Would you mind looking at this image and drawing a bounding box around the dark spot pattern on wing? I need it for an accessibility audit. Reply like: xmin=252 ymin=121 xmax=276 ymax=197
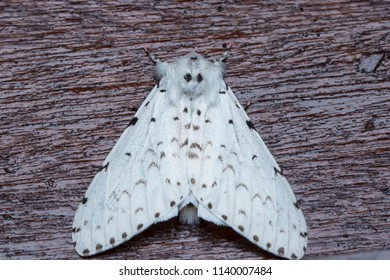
xmin=246 ymin=120 xmax=256 ymax=130
xmin=97 ymin=162 xmax=109 ymax=173
xmin=128 ymin=117 xmax=138 ymax=127
xmin=274 ymin=167 xmax=284 ymax=176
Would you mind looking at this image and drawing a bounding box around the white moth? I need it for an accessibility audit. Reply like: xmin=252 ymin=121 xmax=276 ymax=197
xmin=72 ymin=45 xmax=308 ymax=259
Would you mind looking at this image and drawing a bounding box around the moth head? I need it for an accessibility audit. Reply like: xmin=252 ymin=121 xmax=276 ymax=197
xmin=149 ymin=48 xmax=229 ymax=105
xmin=155 ymin=52 xmax=224 ymax=101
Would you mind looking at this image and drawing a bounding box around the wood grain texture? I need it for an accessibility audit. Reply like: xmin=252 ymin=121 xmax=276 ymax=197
xmin=0 ymin=0 xmax=389 ymax=260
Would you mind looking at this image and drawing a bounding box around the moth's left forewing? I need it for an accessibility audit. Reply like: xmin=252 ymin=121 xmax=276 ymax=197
xmin=192 ymin=84 xmax=307 ymax=259
xmin=72 ymin=86 xmax=189 ymax=257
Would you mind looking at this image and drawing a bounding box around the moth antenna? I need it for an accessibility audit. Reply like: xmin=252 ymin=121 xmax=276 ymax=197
xmin=143 ymin=46 xmax=160 ymax=64
xmin=219 ymin=42 xmax=233 ymax=62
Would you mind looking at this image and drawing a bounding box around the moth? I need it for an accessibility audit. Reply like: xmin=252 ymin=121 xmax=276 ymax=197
xmin=72 ymin=44 xmax=308 ymax=259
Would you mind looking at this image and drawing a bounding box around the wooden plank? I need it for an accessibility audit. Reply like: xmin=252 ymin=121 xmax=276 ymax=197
xmin=0 ymin=0 xmax=389 ymax=259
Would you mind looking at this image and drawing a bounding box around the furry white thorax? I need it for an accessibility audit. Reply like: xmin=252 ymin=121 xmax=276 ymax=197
xmin=155 ymin=52 xmax=225 ymax=108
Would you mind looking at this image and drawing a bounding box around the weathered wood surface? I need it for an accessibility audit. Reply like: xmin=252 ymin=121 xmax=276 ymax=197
xmin=0 ymin=0 xmax=389 ymax=260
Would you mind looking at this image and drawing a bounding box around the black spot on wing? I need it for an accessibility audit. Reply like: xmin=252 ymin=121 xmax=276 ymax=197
xmin=82 ymin=197 xmax=88 ymax=204
xmin=238 ymin=209 xmax=246 ymax=217
xmin=173 ymin=116 xmax=179 ymax=121
xmin=181 ymin=138 xmax=188 ymax=147
xmin=160 ymin=89 xmax=166 ymax=93
xmin=197 ymin=109 xmax=201 ymax=116
xmin=183 ymin=107 xmax=188 ymax=113
xmin=228 ymin=119 xmax=233 ymax=124
xmin=128 ymin=117 xmax=138 ymax=127
xmin=110 ymin=237 xmax=115 ymax=244
xmin=190 ymin=143 xmax=202 ymax=150
xmin=236 ymin=183 xmax=248 ymax=191
xmin=246 ymin=120 xmax=256 ymax=130
xmin=96 ymin=244 xmax=103 ymax=250
xmin=197 ymin=73 xmax=203 ymax=83
xmin=135 ymin=179 xmax=146 ymax=186
xmin=148 ymin=162 xmax=159 ymax=169
xmin=274 ymin=167 xmax=284 ymax=176
xmin=219 ymin=91 xmax=226 ymax=94
xmin=188 ymin=152 xmax=198 ymax=159
xmin=223 ymin=164 xmax=235 ymax=173
xmin=97 ymin=162 xmax=109 ymax=172
xmin=151 ymin=117 xmax=156 ymax=122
